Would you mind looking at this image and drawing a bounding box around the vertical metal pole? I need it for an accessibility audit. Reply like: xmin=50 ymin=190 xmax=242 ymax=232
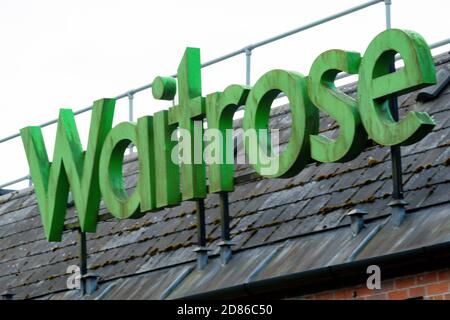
xmin=78 ymin=228 xmax=88 ymax=294
xmin=215 ymin=46 xmax=252 ymax=265
xmin=128 ymin=92 xmax=134 ymax=154
xmin=78 ymin=229 xmax=87 ymax=275
xmin=194 ymin=199 xmax=209 ymax=269
xmin=245 ymin=47 xmax=252 ymax=86
xmin=196 ymin=199 xmax=206 ymax=247
xmin=220 ymin=192 xmax=231 ymax=242
xmin=218 ymin=191 xmax=233 ymax=265
xmin=385 ymin=0 xmax=406 ymax=226
xmin=385 ymin=0 xmax=392 ymax=29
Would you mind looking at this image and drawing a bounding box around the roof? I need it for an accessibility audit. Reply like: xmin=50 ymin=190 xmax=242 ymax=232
xmin=0 ymin=53 xmax=450 ymax=300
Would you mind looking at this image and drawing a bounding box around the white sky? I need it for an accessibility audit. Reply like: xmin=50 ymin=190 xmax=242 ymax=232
xmin=0 ymin=0 xmax=449 ymax=189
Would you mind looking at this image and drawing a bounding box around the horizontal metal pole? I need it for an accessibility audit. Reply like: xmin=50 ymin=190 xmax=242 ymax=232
xmin=0 ymin=92 xmax=145 ymax=144
xmin=0 ymin=175 xmax=30 ymax=189
xmin=1 ymin=34 xmax=449 ymax=188
xmin=0 ymin=1 xmax=447 ymax=148
xmin=119 ymin=1 xmax=385 ymax=95
xmin=1 ymin=35 xmax=449 ymax=147
xmin=429 ymin=37 xmax=450 ymax=50
xmin=0 ymin=132 xmax=20 ymax=144
xmin=251 ymin=0 xmax=384 ymax=50
xmin=2 ymin=1 xmax=449 ymax=192
xmin=0 ymin=27 xmax=448 ymax=192
xmin=335 ymin=38 xmax=450 ymax=80
xmin=0 ymin=105 xmax=95 ymax=144
xmin=0 ymin=0 xmax=384 ymax=145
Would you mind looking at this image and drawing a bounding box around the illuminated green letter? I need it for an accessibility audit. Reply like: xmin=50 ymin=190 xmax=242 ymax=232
xmin=20 ymin=98 xmax=115 ymax=241
xmin=358 ymin=29 xmax=436 ymax=146
xmin=308 ymin=50 xmax=367 ymax=163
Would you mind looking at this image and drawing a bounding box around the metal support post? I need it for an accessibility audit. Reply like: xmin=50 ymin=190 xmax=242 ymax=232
xmin=245 ymin=48 xmax=252 ymax=86
xmin=78 ymin=228 xmax=88 ymax=294
xmin=385 ymin=0 xmax=407 ymax=226
xmin=218 ymin=192 xmax=233 ymax=265
xmin=193 ymin=199 xmax=209 ymax=269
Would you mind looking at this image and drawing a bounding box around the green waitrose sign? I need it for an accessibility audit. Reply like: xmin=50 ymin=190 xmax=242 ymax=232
xmin=21 ymin=29 xmax=437 ymax=242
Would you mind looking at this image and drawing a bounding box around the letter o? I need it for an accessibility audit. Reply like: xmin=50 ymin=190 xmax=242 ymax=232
xmin=99 ymin=122 xmax=141 ymax=219
xmin=243 ymin=69 xmax=318 ymax=178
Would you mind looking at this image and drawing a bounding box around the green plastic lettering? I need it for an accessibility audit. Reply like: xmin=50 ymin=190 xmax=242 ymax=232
xmin=99 ymin=122 xmax=142 ymax=219
xmin=206 ymin=84 xmax=250 ymax=193
xmin=20 ymin=98 xmax=115 ymax=241
xmin=243 ymin=70 xmax=319 ymax=178
xmin=136 ymin=116 xmax=156 ymax=212
xmin=358 ymin=29 xmax=436 ymax=146
xmin=168 ymin=47 xmax=206 ymax=200
xmin=153 ymin=110 xmax=181 ymax=207
xmin=308 ymin=50 xmax=367 ymax=163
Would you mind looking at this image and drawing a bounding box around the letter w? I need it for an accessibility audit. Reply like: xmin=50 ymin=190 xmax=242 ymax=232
xmin=20 ymin=99 xmax=115 ymax=241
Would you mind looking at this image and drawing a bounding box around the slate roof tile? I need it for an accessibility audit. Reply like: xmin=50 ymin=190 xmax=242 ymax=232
xmin=301 ymin=194 xmax=332 ymax=216
xmin=252 ymin=206 xmax=286 ymax=229
xmin=293 ymin=214 xmax=324 ymax=235
xmin=326 ymin=188 xmax=358 ymax=209
xmin=241 ymin=225 xmax=278 ymax=249
xmin=421 ymin=182 xmax=450 ymax=207
xmin=277 ymin=200 xmax=311 ymax=221
xmin=351 ymin=180 xmax=385 ymax=204
xmin=266 ymin=219 xmax=301 ymax=243
xmin=313 ymin=208 xmax=347 ymax=231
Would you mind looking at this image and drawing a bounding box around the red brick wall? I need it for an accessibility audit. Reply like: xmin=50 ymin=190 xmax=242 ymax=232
xmin=299 ymin=269 xmax=450 ymax=300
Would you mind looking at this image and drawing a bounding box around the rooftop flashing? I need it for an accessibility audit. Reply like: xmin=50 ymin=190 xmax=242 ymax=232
xmin=0 ymin=189 xmax=14 ymax=196
xmin=416 ymin=66 xmax=450 ymax=102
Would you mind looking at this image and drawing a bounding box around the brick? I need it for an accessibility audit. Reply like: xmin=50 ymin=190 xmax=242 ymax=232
xmin=314 ymin=292 xmax=335 ymax=300
xmin=380 ymin=280 xmax=394 ymax=291
xmin=366 ymin=293 xmax=387 ymax=300
xmin=438 ymin=270 xmax=450 ymax=282
xmin=417 ymin=272 xmax=437 ymax=285
xmin=388 ymin=290 xmax=409 ymax=300
xmin=409 ymin=286 xmax=425 ymax=298
xmin=427 ymin=283 xmax=449 ymax=296
xmin=335 ymin=289 xmax=354 ymax=300
xmin=355 ymin=286 xmax=375 ymax=298
xmin=395 ymin=276 xmax=416 ymax=289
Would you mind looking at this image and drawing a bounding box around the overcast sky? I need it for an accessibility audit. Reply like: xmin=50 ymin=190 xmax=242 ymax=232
xmin=0 ymin=0 xmax=449 ymax=188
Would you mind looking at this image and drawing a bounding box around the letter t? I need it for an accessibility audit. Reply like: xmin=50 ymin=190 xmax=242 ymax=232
xmin=169 ymin=48 xmax=206 ymax=201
